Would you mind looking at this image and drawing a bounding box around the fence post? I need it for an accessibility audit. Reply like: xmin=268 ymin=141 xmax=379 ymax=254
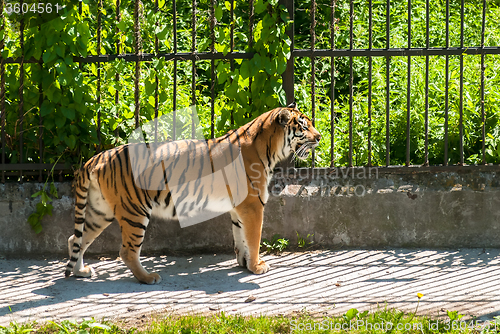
xmin=279 ymin=0 xmax=294 ymax=105
xmin=278 ymin=0 xmax=294 ymax=172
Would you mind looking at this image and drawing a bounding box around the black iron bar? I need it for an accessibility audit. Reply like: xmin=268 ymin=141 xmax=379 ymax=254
xmin=97 ymin=0 xmax=102 ymax=151
xmin=290 ymin=47 xmax=500 ymax=57
xmin=248 ymin=0 xmax=254 ymax=112
xmin=311 ymin=0 xmax=316 ymax=168
xmin=367 ymin=0 xmax=372 ymax=167
xmin=481 ymin=0 xmax=486 ymax=164
xmin=4 ymin=46 xmax=499 ymax=65
xmin=0 ymin=163 xmax=70 ymax=171
xmin=0 ymin=0 xmax=4 ymax=183
xmin=191 ymin=0 xmax=196 ymax=139
xmin=154 ymin=0 xmax=159 ymax=142
xmin=279 ymin=0 xmax=294 ymax=107
xmin=134 ymin=0 xmax=141 ymax=130
xmin=348 ymin=0 xmax=353 ymax=167
xmin=385 ymin=0 xmax=390 ymax=166
xmin=134 ymin=0 xmax=142 ymax=130
xmin=444 ymin=0 xmax=449 ymax=165
xmin=19 ymin=1 xmax=24 ymax=181
xmin=173 ymin=0 xmax=177 ymax=140
xmin=230 ymin=0 xmax=234 ymax=126
xmin=330 ymin=0 xmax=336 ymax=168
xmin=38 ymin=58 xmax=43 ymax=182
xmin=115 ymin=0 xmax=121 ymax=141
xmin=459 ymin=0 xmax=464 ymax=165
xmin=424 ymin=0 xmax=429 ymax=166
xmin=210 ymin=0 xmax=215 ymax=139
xmin=406 ymin=0 xmax=411 ymax=167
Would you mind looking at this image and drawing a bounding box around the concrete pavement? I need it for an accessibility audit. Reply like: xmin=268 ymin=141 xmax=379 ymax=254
xmin=1 ymin=249 xmax=500 ymax=326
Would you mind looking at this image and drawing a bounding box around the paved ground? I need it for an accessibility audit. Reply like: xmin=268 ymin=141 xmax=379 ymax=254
xmin=1 ymin=249 xmax=500 ymax=326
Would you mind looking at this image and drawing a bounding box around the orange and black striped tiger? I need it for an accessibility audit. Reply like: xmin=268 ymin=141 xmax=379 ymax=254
xmin=65 ymin=102 xmax=321 ymax=284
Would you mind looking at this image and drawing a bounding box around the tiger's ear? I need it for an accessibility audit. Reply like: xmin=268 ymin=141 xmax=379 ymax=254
xmin=287 ymin=101 xmax=297 ymax=110
xmin=277 ymin=108 xmax=291 ymax=126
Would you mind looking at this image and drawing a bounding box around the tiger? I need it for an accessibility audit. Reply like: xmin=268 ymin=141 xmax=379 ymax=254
xmin=65 ymin=102 xmax=321 ymax=284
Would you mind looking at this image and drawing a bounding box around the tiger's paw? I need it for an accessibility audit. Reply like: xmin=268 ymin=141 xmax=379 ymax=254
xmin=137 ymin=272 xmax=162 ymax=285
xmin=74 ymin=265 xmax=94 ymax=278
xmin=249 ymin=260 xmax=270 ymax=274
xmin=234 ymin=247 xmax=247 ymax=268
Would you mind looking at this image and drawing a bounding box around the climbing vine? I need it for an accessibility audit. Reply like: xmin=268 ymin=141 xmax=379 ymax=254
xmin=0 ymin=0 xmax=290 ymax=232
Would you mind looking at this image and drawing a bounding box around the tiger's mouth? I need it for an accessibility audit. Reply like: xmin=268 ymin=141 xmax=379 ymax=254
xmin=294 ymin=141 xmax=318 ymax=160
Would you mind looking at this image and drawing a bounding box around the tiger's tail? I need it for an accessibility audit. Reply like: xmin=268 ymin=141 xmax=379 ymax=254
xmin=65 ymin=168 xmax=90 ymax=277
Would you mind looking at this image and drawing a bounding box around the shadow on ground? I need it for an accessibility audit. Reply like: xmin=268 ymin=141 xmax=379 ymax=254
xmin=1 ymin=249 xmax=500 ymax=325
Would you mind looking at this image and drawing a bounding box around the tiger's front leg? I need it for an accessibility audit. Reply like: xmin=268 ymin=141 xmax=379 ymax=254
xmin=233 ymin=202 xmax=270 ymax=274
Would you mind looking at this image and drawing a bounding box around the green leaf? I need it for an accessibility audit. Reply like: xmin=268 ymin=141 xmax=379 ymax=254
xmin=50 ymin=183 xmax=58 ymax=198
xmin=252 ymin=53 xmax=262 ymax=69
xmin=61 ymin=107 xmax=76 ymax=120
xmin=65 ymin=135 xmax=77 ymax=149
xmin=215 ymin=5 xmax=223 ymax=21
xmin=88 ymin=323 xmax=111 ymax=330
xmin=144 ymin=78 xmax=156 ymax=96
xmin=148 ymin=96 xmax=155 ymax=107
xmin=116 ymin=20 xmax=127 ymax=31
xmin=263 ymin=56 xmax=274 ymax=75
xmin=240 ymin=61 xmax=250 ymax=79
xmin=74 ymin=88 xmax=83 ymax=104
xmin=41 ymin=192 xmax=52 ymax=205
xmin=254 ymin=0 xmax=267 ymax=14
xmin=345 ymin=308 xmax=359 ymax=321
xmin=155 ymin=25 xmax=168 ymax=40
xmin=55 ymin=115 xmax=66 ymax=128
xmin=28 ymin=213 xmax=43 ymax=234
xmin=42 ymin=51 xmax=57 ymax=64
xmin=31 ymin=190 xmax=43 ymax=198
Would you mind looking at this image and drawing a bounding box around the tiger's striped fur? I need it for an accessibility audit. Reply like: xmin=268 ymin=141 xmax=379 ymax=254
xmin=65 ymin=103 xmax=321 ymax=284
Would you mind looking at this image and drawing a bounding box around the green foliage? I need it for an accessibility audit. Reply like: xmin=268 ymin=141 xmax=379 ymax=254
xmin=447 ymin=310 xmax=464 ymax=322
xmin=296 ymin=231 xmax=314 ymax=248
xmin=1 ymin=0 xmax=499 ymax=175
xmin=1 ymin=0 xmax=290 ymax=174
xmin=293 ymin=0 xmax=500 ymax=167
xmin=47 ymin=319 xmax=111 ymax=334
xmin=3 ymin=309 xmax=496 ymax=333
xmin=261 ymin=234 xmax=289 ymax=253
xmin=343 ymin=308 xmax=369 ymax=322
xmin=27 ymin=152 xmax=65 ymax=233
xmin=27 ymin=182 xmax=58 ymax=234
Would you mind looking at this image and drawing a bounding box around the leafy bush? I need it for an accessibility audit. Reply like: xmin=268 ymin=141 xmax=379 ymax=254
xmin=293 ymin=0 xmax=500 ymax=166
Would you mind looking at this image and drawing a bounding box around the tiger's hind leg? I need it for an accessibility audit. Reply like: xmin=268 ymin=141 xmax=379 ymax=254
xmin=67 ymin=186 xmax=115 ymax=278
xmin=116 ymin=209 xmax=161 ymax=284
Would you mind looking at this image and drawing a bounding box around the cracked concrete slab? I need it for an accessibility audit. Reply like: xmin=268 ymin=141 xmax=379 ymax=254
xmin=1 ymin=249 xmax=500 ymax=326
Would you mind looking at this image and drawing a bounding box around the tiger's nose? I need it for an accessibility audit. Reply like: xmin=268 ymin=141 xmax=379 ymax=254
xmin=315 ymin=133 xmax=321 ymax=142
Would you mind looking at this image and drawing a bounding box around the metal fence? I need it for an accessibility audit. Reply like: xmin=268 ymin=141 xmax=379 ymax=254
xmin=1 ymin=0 xmax=500 ymax=182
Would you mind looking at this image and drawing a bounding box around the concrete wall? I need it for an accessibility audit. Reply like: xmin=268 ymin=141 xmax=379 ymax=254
xmin=1 ymin=168 xmax=499 ymax=257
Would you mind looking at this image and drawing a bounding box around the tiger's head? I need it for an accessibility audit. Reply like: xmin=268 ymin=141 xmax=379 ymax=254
xmin=276 ymin=102 xmax=321 ymax=160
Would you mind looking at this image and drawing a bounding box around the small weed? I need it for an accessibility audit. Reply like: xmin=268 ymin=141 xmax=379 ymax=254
xmin=261 ymin=234 xmax=289 ymax=254
xmin=296 ymin=231 xmax=314 ymax=248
